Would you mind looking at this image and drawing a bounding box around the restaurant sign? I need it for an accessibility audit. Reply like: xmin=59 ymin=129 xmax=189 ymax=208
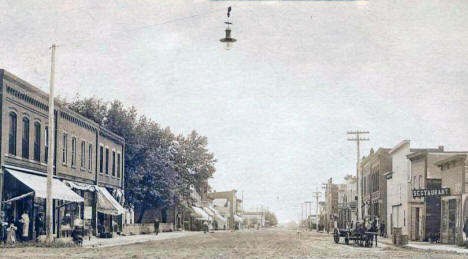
xmin=412 ymin=188 xmax=450 ymax=198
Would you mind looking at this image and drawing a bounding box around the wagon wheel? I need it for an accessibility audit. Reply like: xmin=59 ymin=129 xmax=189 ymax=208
xmin=333 ymin=230 xmax=340 ymax=244
xmin=364 ymin=236 xmax=371 ymax=247
xmin=344 ymin=232 xmax=350 ymax=245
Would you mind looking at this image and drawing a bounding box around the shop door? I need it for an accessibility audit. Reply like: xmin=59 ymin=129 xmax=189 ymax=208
xmin=448 ymin=199 xmax=457 ymax=244
xmin=415 ymin=208 xmax=420 ymax=241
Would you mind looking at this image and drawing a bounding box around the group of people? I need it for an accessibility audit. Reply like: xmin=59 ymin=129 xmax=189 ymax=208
xmin=0 ymin=211 xmax=44 ymax=245
xmin=344 ymin=218 xmax=386 ymax=237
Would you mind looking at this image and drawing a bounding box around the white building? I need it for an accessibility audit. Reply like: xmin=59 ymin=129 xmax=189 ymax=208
xmin=386 ymin=140 xmax=443 ymax=237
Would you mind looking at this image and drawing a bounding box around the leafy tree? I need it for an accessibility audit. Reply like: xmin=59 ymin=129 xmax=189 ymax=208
xmin=66 ymin=96 xmax=216 ymax=223
xmin=264 ymin=211 xmax=278 ymax=227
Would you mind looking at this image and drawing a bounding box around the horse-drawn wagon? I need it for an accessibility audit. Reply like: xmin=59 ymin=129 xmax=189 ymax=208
xmin=333 ymin=227 xmax=378 ymax=247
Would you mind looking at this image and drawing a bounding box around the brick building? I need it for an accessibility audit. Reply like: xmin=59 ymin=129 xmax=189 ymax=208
xmin=0 ymin=69 xmax=125 ymax=239
xmin=324 ymin=178 xmax=338 ymax=232
xmin=360 ymin=148 xmax=391 ymax=224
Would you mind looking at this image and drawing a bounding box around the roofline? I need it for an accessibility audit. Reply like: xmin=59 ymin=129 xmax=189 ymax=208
xmin=434 ymin=154 xmax=467 ymax=167
xmin=407 ymin=151 xmax=468 ymax=161
xmin=389 ymin=140 xmax=410 ymax=155
xmin=2 ymin=69 xmax=125 ymax=143
xmin=361 ymin=147 xmax=391 ymax=164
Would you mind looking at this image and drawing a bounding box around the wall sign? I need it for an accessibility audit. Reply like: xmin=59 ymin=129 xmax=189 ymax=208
xmin=412 ymin=188 xmax=450 ymax=198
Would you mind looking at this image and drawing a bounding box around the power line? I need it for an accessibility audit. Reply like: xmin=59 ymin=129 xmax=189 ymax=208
xmin=61 ymin=4 xmax=241 ymax=49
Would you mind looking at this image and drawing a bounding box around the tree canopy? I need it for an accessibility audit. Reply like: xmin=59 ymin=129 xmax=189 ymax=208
xmin=66 ymin=97 xmax=216 ymax=222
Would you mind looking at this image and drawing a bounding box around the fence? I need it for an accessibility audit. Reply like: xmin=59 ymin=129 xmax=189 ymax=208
xmin=122 ymin=223 xmax=174 ymax=235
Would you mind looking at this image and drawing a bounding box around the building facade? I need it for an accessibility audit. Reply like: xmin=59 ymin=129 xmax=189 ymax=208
xmin=386 ymin=140 xmax=443 ymax=237
xmin=324 ymin=178 xmax=338 ymax=232
xmin=0 ymin=69 xmax=125 ymax=239
xmin=435 ymin=154 xmax=468 ymax=245
xmin=360 ymin=148 xmax=391 ymax=225
xmin=406 ymin=151 xmax=465 ymax=241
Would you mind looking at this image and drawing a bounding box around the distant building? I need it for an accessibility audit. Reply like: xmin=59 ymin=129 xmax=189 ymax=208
xmin=324 ymin=178 xmax=338 ymax=232
xmin=337 ymin=175 xmax=357 ymax=229
xmin=208 ymin=190 xmax=242 ymax=230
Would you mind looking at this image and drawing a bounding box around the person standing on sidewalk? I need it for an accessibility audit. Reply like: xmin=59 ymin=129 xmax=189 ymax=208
xmin=19 ymin=211 xmax=29 ymax=242
xmin=154 ymin=218 xmax=160 ymax=235
xmin=380 ymin=220 xmax=386 ymax=238
xmin=463 ymin=217 xmax=468 ymax=248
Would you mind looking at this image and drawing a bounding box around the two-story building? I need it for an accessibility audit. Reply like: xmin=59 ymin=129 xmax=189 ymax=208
xmin=407 ymin=150 xmax=467 ymax=242
xmin=0 ymin=69 xmax=125 ymax=239
xmin=385 ymin=140 xmax=443 ymax=238
xmin=360 ymin=148 xmax=391 ymax=225
xmin=435 ymin=154 xmax=468 ymax=245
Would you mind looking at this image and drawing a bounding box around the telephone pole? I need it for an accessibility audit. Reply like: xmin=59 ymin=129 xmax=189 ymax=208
xmin=46 ymin=44 xmax=56 ymax=242
xmin=347 ymin=130 xmax=369 ymax=221
xmin=312 ymin=190 xmax=321 ymax=222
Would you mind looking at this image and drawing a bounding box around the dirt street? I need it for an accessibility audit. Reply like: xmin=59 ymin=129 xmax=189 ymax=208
xmin=0 ymin=229 xmax=466 ymax=259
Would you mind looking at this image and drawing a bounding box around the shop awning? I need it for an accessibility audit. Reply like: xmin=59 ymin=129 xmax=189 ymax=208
xmin=96 ymin=186 xmax=126 ymax=216
xmin=203 ymin=207 xmax=214 ymax=217
xmin=63 ymin=180 xmax=96 ymax=192
xmin=6 ymin=169 xmax=84 ymax=203
xmin=234 ymin=215 xmax=243 ymax=223
xmin=205 ymin=206 xmax=226 ymax=223
xmin=191 ymin=206 xmax=210 ymax=221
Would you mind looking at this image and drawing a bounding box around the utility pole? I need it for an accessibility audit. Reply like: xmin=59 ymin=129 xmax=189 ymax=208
xmin=347 ymin=130 xmax=369 ymax=221
xmin=46 ymin=44 xmax=56 ymax=242
xmin=312 ymin=190 xmax=321 ymax=224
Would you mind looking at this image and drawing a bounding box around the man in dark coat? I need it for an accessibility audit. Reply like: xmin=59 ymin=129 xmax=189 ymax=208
xmin=35 ymin=213 xmax=44 ymax=239
xmin=380 ymin=220 xmax=386 ymax=237
xmin=463 ymin=218 xmax=468 ymax=248
xmin=154 ymin=218 xmax=160 ymax=235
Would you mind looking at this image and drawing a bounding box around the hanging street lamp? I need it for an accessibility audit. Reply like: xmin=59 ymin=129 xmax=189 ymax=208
xmin=220 ymin=6 xmax=237 ymax=50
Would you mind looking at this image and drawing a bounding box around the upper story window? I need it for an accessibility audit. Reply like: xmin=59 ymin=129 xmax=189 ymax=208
xmin=112 ymin=151 xmax=116 ymax=177
xmin=62 ymin=133 xmax=68 ymax=164
xmin=99 ymin=145 xmax=104 ymax=173
xmin=419 ymin=175 xmax=422 ymax=189
xmin=105 ymin=148 xmax=109 ymax=175
xmin=117 ymin=153 xmax=121 ymax=178
xmin=22 ymin=117 xmax=30 ymax=159
xmin=71 ymin=137 xmax=77 ymax=167
xmin=80 ymin=141 xmax=86 ymax=168
xmin=9 ymin=112 xmax=17 ymax=156
xmin=33 ymin=122 xmax=41 ymax=161
xmin=88 ymin=144 xmax=93 ymax=171
xmin=44 ymin=126 xmax=49 ymax=163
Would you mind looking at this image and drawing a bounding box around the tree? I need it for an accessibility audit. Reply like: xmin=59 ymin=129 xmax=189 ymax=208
xmin=65 ymin=96 xmax=216 ymax=223
xmin=264 ymin=211 xmax=278 ymax=227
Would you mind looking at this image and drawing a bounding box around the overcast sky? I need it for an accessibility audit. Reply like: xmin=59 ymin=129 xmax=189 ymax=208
xmin=1 ymin=0 xmax=468 ymax=223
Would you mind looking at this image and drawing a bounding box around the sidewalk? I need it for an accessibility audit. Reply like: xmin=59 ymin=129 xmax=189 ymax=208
xmin=83 ymin=231 xmax=201 ymax=248
xmin=379 ymin=236 xmax=468 ymax=254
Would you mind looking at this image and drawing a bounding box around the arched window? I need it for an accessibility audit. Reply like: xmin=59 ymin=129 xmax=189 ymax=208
xmin=44 ymin=126 xmax=49 ymax=163
xmin=22 ymin=117 xmax=30 ymax=159
xmin=8 ymin=112 xmax=17 ymax=155
xmin=34 ymin=122 xmax=41 ymax=161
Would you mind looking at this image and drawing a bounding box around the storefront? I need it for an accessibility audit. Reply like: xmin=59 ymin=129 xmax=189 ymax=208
xmin=95 ymin=186 xmax=126 ymax=236
xmin=436 ymin=154 xmax=467 ymax=245
xmin=1 ymin=167 xmax=84 ymax=240
xmin=190 ymin=206 xmax=211 ymax=231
